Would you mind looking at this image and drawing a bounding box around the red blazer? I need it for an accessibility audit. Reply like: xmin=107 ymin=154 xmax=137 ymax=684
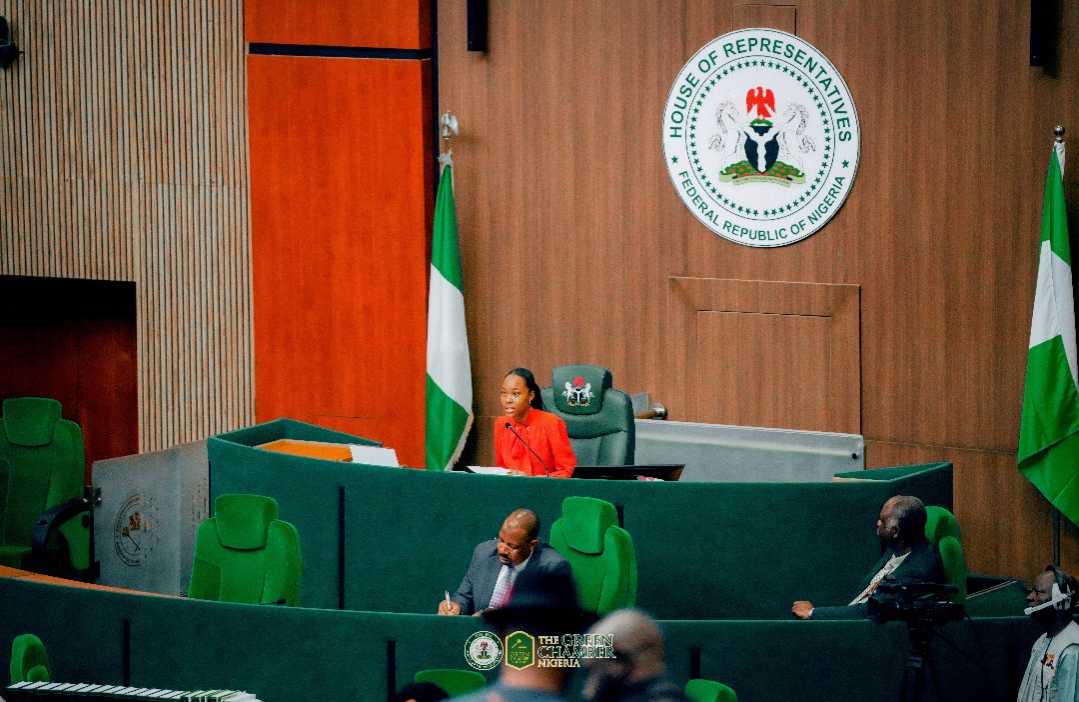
xmin=493 ymin=408 xmax=576 ymax=478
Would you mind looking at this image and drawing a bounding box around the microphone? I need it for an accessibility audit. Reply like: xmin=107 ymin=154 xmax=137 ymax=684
xmin=504 ymin=422 xmax=551 ymax=476
xmin=1025 ymin=599 xmax=1056 ymax=616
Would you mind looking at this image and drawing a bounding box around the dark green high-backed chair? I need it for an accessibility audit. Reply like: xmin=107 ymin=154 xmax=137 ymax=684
xmin=925 ymin=505 xmax=966 ymax=603
xmin=540 ymin=365 xmax=635 ymax=466
xmin=188 ymin=494 xmax=303 ymax=606
xmin=413 ymin=668 xmax=486 ymax=696
xmin=0 ymin=397 xmax=91 ymax=577
xmin=549 ymin=496 xmax=636 ymax=615
xmin=685 ymin=678 xmax=738 ymax=702
xmin=10 ymin=633 xmax=50 ymax=684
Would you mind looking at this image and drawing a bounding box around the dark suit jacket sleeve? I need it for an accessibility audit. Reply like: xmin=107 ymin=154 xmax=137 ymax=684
xmin=453 ymin=541 xmax=491 ymax=615
xmin=809 ymin=603 xmax=870 ymax=620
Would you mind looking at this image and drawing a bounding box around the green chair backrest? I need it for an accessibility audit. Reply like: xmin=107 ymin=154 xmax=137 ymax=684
xmin=925 ymin=505 xmax=966 ymax=602
xmin=540 ymin=365 xmax=635 ymax=466
xmin=413 ymin=668 xmax=486 ymax=696
xmin=188 ymin=494 xmax=303 ymax=606
xmin=10 ymin=633 xmax=50 ymax=684
xmin=549 ymin=496 xmax=637 ymax=615
xmin=685 ymin=678 xmax=738 ymax=702
xmin=0 ymin=398 xmax=85 ymax=559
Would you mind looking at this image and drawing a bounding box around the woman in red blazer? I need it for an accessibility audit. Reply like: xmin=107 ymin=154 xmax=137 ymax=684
xmin=493 ymin=367 xmax=576 ymax=478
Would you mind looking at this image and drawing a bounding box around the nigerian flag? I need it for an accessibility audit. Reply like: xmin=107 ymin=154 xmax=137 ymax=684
xmin=1019 ymin=139 xmax=1079 ymax=524
xmin=425 ymin=160 xmax=473 ymax=470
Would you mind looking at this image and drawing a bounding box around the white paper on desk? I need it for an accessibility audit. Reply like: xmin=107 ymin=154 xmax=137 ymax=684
xmin=466 ymin=465 xmax=516 ymax=476
xmin=348 ymin=444 xmax=400 ymax=467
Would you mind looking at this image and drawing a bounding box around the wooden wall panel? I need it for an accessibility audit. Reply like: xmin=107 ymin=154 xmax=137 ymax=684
xmin=667 ymin=277 xmax=860 ymax=433
xmin=245 ymin=0 xmax=431 ymax=49
xmin=248 ymin=56 xmax=432 ymax=468
xmin=733 ymin=4 xmax=796 ymax=33
xmin=439 ymin=0 xmax=1079 ymax=578
xmin=0 ymin=1 xmax=252 ymax=452
xmin=696 ymin=313 xmax=830 ymax=428
xmin=0 ymin=277 xmax=138 ymax=481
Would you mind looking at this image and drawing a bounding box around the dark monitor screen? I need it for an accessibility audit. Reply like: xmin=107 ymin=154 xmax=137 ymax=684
xmin=572 ymin=464 xmax=684 ymax=481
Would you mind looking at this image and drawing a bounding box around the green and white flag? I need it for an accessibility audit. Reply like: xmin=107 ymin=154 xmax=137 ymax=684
xmin=1019 ymin=140 xmax=1079 ymax=524
xmin=425 ymin=158 xmax=473 ymax=470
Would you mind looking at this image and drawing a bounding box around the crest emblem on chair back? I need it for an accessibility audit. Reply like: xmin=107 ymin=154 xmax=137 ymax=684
xmin=541 ymin=365 xmax=636 ymax=465
xmin=188 ymin=494 xmax=303 ymax=606
xmin=549 ymin=496 xmax=637 ymax=615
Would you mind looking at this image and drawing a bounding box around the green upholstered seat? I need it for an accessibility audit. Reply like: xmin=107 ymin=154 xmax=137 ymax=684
xmin=0 ymin=397 xmax=90 ymax=576
xmin=188 ymin=494 xmax=303 ymax=606
xmin=685 ymin=678 xmax=738 ymax=702
xmin=549 ymin=496 xmax=636 ymax=615
xmin=540 ymin=365 xmax=635 ymax=466
xmin=10 ymin=633 xmax=50 ymax=684
xmin=925 ymin=505 xmax=966 ymax=602
xmin=412 ymin=668 xmax=486 ymax=696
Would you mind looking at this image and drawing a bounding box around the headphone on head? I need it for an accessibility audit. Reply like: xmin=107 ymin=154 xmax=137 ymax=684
xmin=1024 ymin=565 xmax=1074 ymax=615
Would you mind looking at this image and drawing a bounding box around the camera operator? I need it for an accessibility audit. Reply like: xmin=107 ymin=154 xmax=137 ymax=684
xmin=792 ymin=495 xmax=945 ymax=620
xmin=1018 ymin=565 xmax=1079 ymax=702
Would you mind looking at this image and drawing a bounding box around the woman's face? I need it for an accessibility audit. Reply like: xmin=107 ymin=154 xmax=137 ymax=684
xmin=499 ymin=374 xmax=534 ymax=423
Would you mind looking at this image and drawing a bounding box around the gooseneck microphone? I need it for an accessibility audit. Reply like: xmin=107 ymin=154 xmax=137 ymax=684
xmin=504 ymin=422 xmax=552 ymax=476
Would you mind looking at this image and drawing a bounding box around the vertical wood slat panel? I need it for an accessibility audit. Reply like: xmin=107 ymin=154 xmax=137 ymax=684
xmin=0 ymin=1 xmax=253 ymax=451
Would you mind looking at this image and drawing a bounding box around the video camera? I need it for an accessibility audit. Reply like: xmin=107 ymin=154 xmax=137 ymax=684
xmin=867 ymin=577 xmax=963 ymax=623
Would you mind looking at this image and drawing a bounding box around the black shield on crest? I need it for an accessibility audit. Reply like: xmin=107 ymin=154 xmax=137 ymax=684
xmin=744 ymin=124 xmax=779 ymax=173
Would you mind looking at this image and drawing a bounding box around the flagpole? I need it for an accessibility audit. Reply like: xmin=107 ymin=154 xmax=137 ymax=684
xmin=1051 ymin=123 xmax=1065 ymax=567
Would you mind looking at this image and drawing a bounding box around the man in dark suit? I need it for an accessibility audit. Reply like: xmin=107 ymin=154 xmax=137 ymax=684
xmin=437 ymin=508 xmax=571 ymax=616
xmin=791 ymin=494 xmax=945 ymax=620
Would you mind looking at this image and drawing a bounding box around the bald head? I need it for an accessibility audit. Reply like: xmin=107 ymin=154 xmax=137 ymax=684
xmin=503 ymin=508 xmax=540 ymax=539
xmin=497 ymin=509 xmax=541 ymax=567
xmin=877 ymin=495 xmax=928 ymax=547
xmin=586 ymin=609 xmax=667 ymax=681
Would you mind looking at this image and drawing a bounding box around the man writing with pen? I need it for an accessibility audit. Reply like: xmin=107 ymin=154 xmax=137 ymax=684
xmin=437 ymin=508 xmax=571 ymax=616
xmin=492 ymin=367 xmax=577 ymax=478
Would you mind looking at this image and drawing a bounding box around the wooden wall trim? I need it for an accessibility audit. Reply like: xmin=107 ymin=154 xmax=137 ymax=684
xmin=0 ymin=1 xmax=253 ymax=451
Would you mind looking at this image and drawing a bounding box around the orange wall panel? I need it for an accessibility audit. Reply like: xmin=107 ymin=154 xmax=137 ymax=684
xmin=246 ymin=0 xmax=431 ymax=50
xmin=248 ymin=55 xmax=432 ymax=467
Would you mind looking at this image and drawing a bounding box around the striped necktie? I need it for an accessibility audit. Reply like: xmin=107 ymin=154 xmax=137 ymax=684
xmin=489 ymin=565 xmax=514 ymax=609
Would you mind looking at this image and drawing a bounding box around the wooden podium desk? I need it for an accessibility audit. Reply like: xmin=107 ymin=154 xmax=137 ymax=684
xmin=256 ymin=438 xmax=352 ymax=462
